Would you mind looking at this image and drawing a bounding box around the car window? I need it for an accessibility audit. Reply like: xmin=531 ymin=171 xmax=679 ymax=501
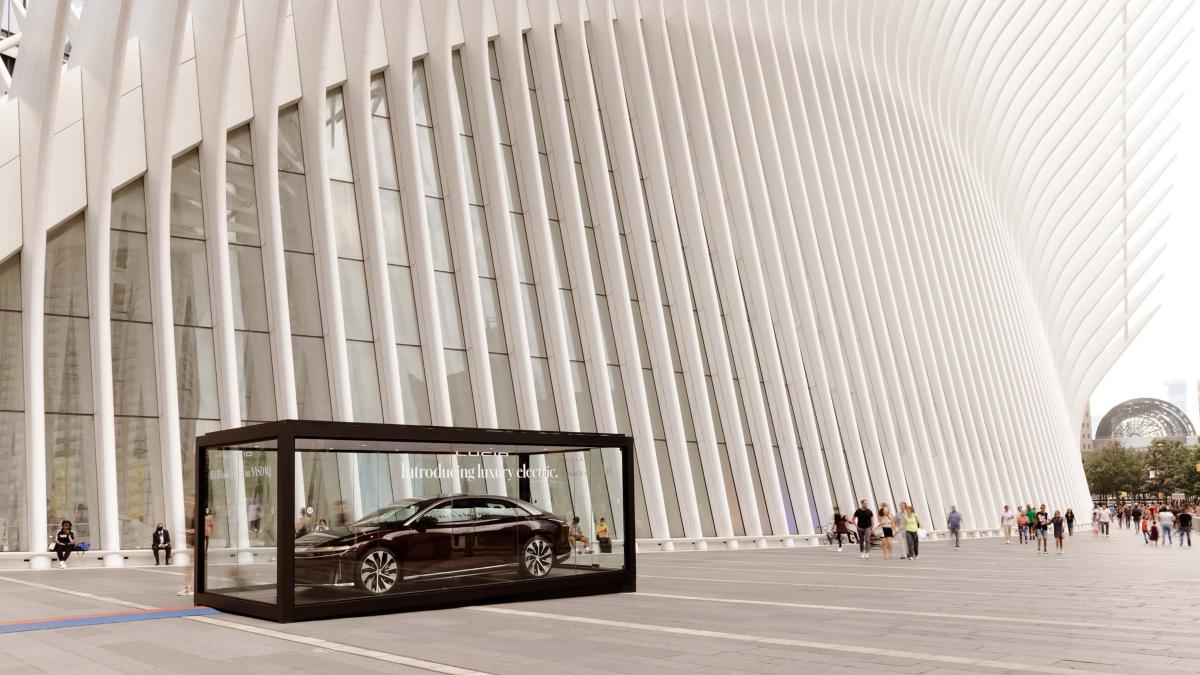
xmin=423 ymin=503 xmax=474 ymax=524
xmin=471 ymin=499 xmax=519 ymax=520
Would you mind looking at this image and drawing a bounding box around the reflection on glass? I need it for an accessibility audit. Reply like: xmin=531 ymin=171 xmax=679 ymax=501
xmin=205 ymin=446 xmax=277 ymax=603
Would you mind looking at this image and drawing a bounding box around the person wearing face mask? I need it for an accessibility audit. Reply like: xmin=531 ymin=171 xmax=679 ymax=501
xmin=151 ymin=523 xmax=172 ymax=565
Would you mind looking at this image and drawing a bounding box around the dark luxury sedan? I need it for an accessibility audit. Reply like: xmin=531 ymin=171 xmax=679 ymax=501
xmin=294 ymin=495 xmax=572 ymax=594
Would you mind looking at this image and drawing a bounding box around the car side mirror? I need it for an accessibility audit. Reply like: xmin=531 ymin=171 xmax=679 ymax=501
xmin=413 ymin=515 xmax=436 ymax=532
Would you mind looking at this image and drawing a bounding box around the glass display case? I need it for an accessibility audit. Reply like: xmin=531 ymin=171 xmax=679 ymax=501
xmin=195 ymin=421 xmax=634 ymax=622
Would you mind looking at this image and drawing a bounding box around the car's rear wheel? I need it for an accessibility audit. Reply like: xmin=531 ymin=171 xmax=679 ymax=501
xmin=521 ymin=535 xmax=554 ymax=578
xmin=356 ymin=547 xmax=400 ymax=594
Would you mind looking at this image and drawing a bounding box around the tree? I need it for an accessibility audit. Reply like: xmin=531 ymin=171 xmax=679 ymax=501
xmin=1083 ymin=442 xmax=1144 ymax=497
xmin=1142 ymin=438 xmax=1192 ymax=495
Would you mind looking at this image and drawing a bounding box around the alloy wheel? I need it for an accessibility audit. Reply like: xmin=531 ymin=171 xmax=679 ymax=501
xmin=360 ymin=549 xmax=399 ymax=594
xmin=523 ymin=537 xmax=553 ymax=578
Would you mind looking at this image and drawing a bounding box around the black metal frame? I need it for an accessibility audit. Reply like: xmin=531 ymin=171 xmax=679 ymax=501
xmin=194 ymin=420 xmax=635 ymax=622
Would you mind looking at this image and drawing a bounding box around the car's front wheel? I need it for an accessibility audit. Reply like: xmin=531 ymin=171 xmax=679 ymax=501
xmin=521 ymin=535 xmax=554 ymax=578
xmin=356 ymin=547 xmax=400 ymax=594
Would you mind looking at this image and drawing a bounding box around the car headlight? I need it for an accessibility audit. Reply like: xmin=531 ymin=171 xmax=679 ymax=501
xmin=300 ymin=545 xmax=351 ymax=554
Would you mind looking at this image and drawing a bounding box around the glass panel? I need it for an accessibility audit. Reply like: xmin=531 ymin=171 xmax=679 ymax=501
xmin=444 ymin=349 xmax=475 ymax=427
xmin=521 ymin=285 xmax=546 ymax=357
xmin=170 ymin=151 xmax=205 ymax=239
xmin=229 ymin=245 xmax=270 ymax=332
xmin=417 ymin=126 xmax=442 ymax=198
xmin=330 ymin=180 xmax=363 ymax=260
xmin=112 ymin=180 xmax=147 ymax=232
xmin=413 ymin=61 xmax=433 ymax=124
xmin=174 ymin=326 xmax=219 ymax=419
xmin=489 ymin=353 xmax=519 ymax=428
xmin=292 ymin=335 xmax=333 ymax=421
xmin=380 ymin=190 xmax=408 ymax=266
xmin=470 ymin=205 xmax=494 ymax=277
xmin=397 ymin=345 xmax=431 ymax=425
xmin=426 ymin=197 xmax=452 ymax=272
xmin=388 ymin=266 xmax=420 ymax=345
xmin=460 ymin=137 xmax=483 ymax=205
xmin=572 ymin=361 xmax=596 ymax=433
xmin=205 ymin=444 xmax=277 ymax=603
xmin=370 ymin=73 xmax=389 ymax=117
xmin=226 ymin=124 xmax=254 ymax=164
xmin=608 ymin=365 xmax=630 ymax=435
xmin=45 ymin=216 xmax=89 ymax=317
xmin=688 ymin=441 xmax=716 ymax=537
xmin=285 ymin=252 xmax=323 ymax=336
xmin=170 ymin=237 xmax=212 ymax=327
xmin=561 ymin=290 xmax=583 ymax=361
xmin=111 ymin=321 xmax=158 ymax=417
xmin=278 ymin=105 xmax=305 ymax=173
xmin=479 ymin=277 xmax=505 ymax=353
xmin=501 ymin=144 xmax=521 ymax=210
xmin=511 ymin=212 xmax=534 ymax=282
xmin=436 ymin=272 xmax=464 ymax=349
xmin=347 ymin=341 xmax=384 ymax=423
xmin=0 ymin=254 xmax=19 ymax=311
xmin=0 ymin=311 xmax=23 ymax=412
xmin=279 ymin=172 xmax=313 ymax=253
xmin=655 ymin=440 xmax=684 ymax=538
xmin=225 ymin=163 xmax=261 ymax=246
xmin=451 ymin=51 xmax=472 ymax=135
xmin=44 ymin=316 xmax=94 ymax=414
xmin=235 ymin=331 xmax=276 ymax=422
xmin=0 ymin=411 xmax=26 ymax=551
xmin=180 ymin=418 xmax=221 ymax=521
xmin=325 ymin=90 xmax=354 ymax=182
xmin=338 ymin=260 xmax=373 ymax=341
xmin=46 ymin=413 xmax=99 ymax=547
xmin=531 ymin=357 xmax=558 ymax=431
xmin=110 ymin=230 xmax=153 ymax=322
xmin=372 ymin=116 xmax=399 ymax=190
xmin=115 ymin=417 xmax=165 ymax=547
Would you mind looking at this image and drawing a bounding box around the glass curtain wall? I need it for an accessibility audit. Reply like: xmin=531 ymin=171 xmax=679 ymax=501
xmin=170 ymin=150 xmax=221 ymax=518
xmin=452 ymin=50 xmax=519 ymax=430
xmin=279 ymin=105 xmax=333 ymax=421
xmin=488 ymin=43 xmax=557 ymax=433
xmin=326 ymin=89 xmax=384 ymax=424
xmin=578 ymin=33 xmax=657 ymax=538
xmin=225 ymin=125 xmax=278 ymax=423
xmin=110 ymin=179 xmax=166 ymax=546
xmin=370 ymin=72 xmax=431 ymax=426
xmin=0 ymin=254 xmax=25 ymax=551
xmin=44 ymin=214 xmax=100 ymax=546
xmin=414 ymin=59 xmax=475 ymax=427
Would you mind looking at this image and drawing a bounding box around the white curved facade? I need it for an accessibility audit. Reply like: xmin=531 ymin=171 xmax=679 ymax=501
xmin=0 ymin=0 xmax=1179 ymax=562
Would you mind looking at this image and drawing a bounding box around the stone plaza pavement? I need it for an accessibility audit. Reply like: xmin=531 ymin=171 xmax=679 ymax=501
xmin=0 ymin=525 xmax=1195 ymax=674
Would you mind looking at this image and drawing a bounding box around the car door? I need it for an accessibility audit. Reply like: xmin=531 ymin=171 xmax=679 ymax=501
xmin=401 ymin=498 xmax=474 ymax=579
xmin=465 ymin=498 xmax=519 ymax=571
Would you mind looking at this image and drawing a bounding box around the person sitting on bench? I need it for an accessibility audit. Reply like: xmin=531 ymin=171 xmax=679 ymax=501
xmin=569 ymin=516 xmax=593 ymax=554
xmin=52 ymin=520 xmax=75 ymax=569
xmin=151 ymin=523 xmax=172 ymax=565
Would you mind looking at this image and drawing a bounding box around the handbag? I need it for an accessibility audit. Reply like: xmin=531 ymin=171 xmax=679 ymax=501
xmin=916 ymin=528 xmax=928 ymax=539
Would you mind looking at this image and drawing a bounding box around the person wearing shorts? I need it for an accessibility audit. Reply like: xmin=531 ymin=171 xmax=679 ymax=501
xmin=878 ymin=504 xmax=895 ymax=560
xmin=1035 ymin=505 xmax=1050 ymax=554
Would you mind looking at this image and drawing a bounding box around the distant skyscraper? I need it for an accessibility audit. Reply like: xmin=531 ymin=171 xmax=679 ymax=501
xmin=1080 ymin=403 xmax=1093 ymax=454
xmin=1165 ymin=380 xmax=1187 ymax=421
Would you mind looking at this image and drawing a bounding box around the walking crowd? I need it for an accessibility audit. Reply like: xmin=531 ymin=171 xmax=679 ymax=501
xmin=829 ymin=498 xmax=1195 ymax=558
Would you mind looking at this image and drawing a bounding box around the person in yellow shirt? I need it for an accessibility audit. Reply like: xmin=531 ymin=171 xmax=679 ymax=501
xmin=595 ymin=517 xmax=612 ymax=552
xmin=903 ymin=504 xmax=921 ymax=561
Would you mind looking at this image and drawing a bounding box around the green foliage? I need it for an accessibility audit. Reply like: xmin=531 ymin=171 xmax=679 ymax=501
xmin=1083 ymin=442 xmax=1144 ymax=497
xmin=1142 ymin=438 xmax=1194 ymax=495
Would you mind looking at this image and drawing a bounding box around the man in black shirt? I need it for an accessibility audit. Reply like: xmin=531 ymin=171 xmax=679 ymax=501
xmin=1177 ymin=508 xmax=1192 ymax=547
xmin=1035 ymin=505 xmax=1050 ymax=554
xmin=852 ymin=499 xmax=875 ymax=559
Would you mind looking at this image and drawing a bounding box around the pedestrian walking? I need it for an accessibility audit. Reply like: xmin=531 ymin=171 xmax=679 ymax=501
xmin=878 ymin=504 xmax=895 ymax=560
xmin=1141 ymin=515 xmax=1150 ymax=543
xmin=1177 ymin=507 xmax=1192 ymax=547
xmin=852 ymin=499 xmax=875 ymax=559
xmin=947 ymin=506 xmax=963 ymax=549
xmin=1131 ymin=504 xmax=1143 ymax=532
xmin=1017 ymin=511 xmax=1030 ymax=544
xmin=1035 ymin=505 xmax=1050 ymax=555
xmin=1158 ymin=507 xmax=1175 ymax=545
xmin=1065 ymin=508 xmax=1075 ymax=536
xmin=1097 ymin=503 xmax=1111 ymax=537
xmin=903 ymin=505 xmax=921 ymax=561
xmin=894 ymin=502 xmax=909 ymax=560
xmin=1150 ymin=520 xmax=1160 ymax=545
xmin=1052 ymin=510 xmax=1066 ymax=554
xmin=832 ymin=508 xmax=848 ymax=552
xmin=1001 ymin=505 xmax=1016 ymax=544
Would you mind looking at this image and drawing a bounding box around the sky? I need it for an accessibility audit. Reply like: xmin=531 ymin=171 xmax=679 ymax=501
xmin=1087 ymin=5 xmax=1200 ymax=433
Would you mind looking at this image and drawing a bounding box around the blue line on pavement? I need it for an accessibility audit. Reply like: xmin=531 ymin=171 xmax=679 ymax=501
xmin=0 ymin=607 xmax=219 ymax=634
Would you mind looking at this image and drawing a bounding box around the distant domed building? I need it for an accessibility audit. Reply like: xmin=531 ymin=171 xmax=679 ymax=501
xmin=1093 ymin=398 xmax=1196 ymax=449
